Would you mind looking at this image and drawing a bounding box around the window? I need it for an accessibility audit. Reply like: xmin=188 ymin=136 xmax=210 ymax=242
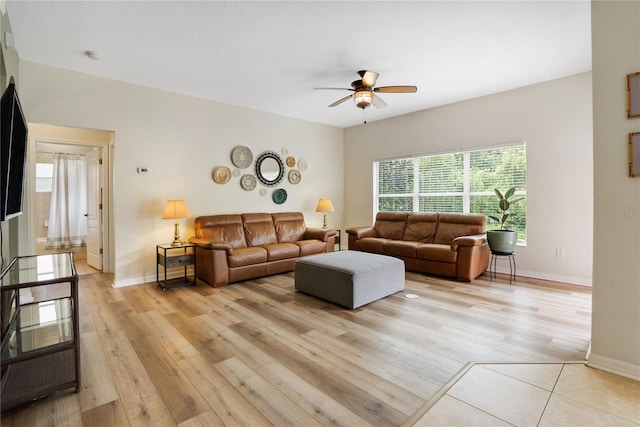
xmin=375 ymin=144 xmax=527 ymax=241
xmin=35 ymin=163 xmax=53 ymax=192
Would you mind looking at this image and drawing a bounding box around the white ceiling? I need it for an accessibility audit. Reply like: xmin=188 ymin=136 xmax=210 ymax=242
xmin=5 ymin=1 xmax=591 ymax=128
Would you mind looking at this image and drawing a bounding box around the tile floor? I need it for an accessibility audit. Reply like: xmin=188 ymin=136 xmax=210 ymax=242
xmin=414 ymin=363 xmax=640 ymax=426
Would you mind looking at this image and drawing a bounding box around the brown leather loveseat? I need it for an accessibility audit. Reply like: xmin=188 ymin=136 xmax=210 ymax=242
xmin=346 ymin=212 xmax=489 ymax=282
xmin=190 ymin=212 xmax=336 ymax=287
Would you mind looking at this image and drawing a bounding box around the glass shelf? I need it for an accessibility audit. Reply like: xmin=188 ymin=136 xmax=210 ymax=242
xmin=0 ymin=253 xmax=77 ymax=291
xmin=1 ymin=298 xmax=74 ymax=360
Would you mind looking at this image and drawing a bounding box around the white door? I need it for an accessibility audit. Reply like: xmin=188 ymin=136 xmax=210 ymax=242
xmin=85 ymin=149 xmax=103 ymax=270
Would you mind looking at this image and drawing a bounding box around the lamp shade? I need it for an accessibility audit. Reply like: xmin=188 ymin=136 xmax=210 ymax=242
xmin=315 ymin=198 xmax=335 ymax=213
xmin=162 ymin=199 xmax=190 ymax=219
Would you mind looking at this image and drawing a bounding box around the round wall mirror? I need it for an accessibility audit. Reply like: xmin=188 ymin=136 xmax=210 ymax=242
xmin=255 ymin=151 xmax=285 ymax=186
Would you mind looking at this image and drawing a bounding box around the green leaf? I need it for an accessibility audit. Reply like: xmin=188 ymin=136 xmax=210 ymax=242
xmin=499 ymin=199 xmax=510 ymax=211
xmin=504 ymin=187 xmax=516 ymax=199
xmin=494 ymin=188 xmax=504 ymax=200
xmin=488 ymin=215 xmax=501 ymax=223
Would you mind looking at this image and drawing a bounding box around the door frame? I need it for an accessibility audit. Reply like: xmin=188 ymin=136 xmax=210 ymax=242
xmin=26 ymin=123 xmax=114 ymax=273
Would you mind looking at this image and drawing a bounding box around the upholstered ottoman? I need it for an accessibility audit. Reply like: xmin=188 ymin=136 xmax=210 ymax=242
xmin=294 ymin=251 xmax=405 ymax=309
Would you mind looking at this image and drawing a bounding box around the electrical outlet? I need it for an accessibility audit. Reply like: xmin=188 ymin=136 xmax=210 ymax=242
xmin=556 ymin=248 xmax=565 ymax=258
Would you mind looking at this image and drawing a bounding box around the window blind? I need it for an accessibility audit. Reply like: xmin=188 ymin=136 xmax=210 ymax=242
xmin=375 ymin=143 xmax=527 ymax=239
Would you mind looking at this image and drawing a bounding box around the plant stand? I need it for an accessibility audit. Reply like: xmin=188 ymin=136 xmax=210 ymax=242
xmin=489 ymin=250 xmax=516 ymax=284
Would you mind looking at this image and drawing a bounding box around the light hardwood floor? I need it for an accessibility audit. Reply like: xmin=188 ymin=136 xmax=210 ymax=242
xmin=1 ymin=269 xmax=592 ymax=426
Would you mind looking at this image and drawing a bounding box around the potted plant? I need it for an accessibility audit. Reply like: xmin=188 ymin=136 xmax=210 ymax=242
xmin=486 ymin=187 xmax=523 ymax=253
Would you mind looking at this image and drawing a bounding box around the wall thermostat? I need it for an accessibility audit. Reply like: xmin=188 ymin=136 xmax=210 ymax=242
xmin=137 ymin=167 xmax=150 ymax=174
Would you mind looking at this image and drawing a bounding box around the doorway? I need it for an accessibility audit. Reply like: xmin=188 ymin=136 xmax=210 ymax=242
xmin=34 ymin=144 xmax=99 ymax=274
xmin=27 ymin=123 xmax=113 ymax=274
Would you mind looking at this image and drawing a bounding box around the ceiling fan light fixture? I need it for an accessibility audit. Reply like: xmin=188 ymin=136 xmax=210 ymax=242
xmin=353 ymin=90 xmax=373 ymax=109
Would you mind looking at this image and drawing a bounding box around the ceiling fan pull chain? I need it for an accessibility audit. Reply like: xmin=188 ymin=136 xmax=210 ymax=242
xmin=363 ymin=108 xmax=367 ymax=124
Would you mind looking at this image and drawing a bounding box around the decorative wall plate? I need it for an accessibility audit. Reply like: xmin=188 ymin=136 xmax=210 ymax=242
xmin=298 ymin=159 xmax=308 ymax=171
xmin=272 ymin=188 xmax=287 ymax=204
xmin=240 ymin=174 xmax=257 ymax=191
xmin=212 ymin=166 xmax=231 ymax=184
xmin=281 ymin=147 xmax=288 ymax=156
xmin=286 ymin=156 xmax=295 ymax=167
xmin=288 ymin=169 xmax=301 ymax=184
xmin=259 ymin=189 xmax=267 ymax=196
xmin=231 ymin=146 xmax=253 ymax=169
xmin=232 ymin=169 xmax=240 ymax=177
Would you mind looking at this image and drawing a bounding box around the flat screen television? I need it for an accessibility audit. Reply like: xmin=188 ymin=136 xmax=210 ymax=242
xmin=1 ymin=82 xmax=28 ymax=221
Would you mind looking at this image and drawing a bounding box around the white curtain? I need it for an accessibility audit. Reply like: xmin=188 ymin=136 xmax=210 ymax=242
xmin=46 ymin=154 xmax=87 ymax=249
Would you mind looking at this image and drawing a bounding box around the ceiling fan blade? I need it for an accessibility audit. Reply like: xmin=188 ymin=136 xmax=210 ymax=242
xmin=328 ymin=94 xmax=353 ymax=107
xmin=371 ymin=94 xmax=387 ymax=109
xmin=361 ymin=70 xmax=379 ymax=88
xmin=314 ymin=87 xmax=353 ymax=91
xmin=374 ymin=85 xmax=418 ymax=93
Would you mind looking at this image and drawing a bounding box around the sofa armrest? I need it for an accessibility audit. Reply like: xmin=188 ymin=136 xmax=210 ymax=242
xmin=346 ymin=226 xmax=377 ymax=239
xmin=189 ymin=237 xmax=234 ymax=255
xmin=451 ymin=234 xmax=487 ymax=251
xmin=305 ymin=228 xmax=337 ymax=242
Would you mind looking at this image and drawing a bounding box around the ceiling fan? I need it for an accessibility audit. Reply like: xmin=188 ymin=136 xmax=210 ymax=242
xmin=315 ymin=70 xmax=417 ymax=110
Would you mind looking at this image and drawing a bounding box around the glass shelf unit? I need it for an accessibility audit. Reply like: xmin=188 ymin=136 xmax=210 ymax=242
xmin=0 ymin=252 xmax=80 ymax=412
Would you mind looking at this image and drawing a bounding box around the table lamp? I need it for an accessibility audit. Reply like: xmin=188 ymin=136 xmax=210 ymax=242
xmin=162 ymin=199 xmax=190 ymax=246
xmin=315 ymin=198 xmax=335 ymax=229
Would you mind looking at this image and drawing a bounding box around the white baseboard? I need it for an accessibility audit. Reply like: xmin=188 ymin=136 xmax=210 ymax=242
xmin=586 ymin=352 xmax=640 ymax=381
xmin=491 ymin=266 xmax=592 ymax=287
xmin=113 ymin=275 xmax=149 ymax=288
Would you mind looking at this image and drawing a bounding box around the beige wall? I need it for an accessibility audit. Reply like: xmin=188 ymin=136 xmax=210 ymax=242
xmin=19 ymin=61 xmax=344 ymax=286
xmin=344 ymin=73 xmax=594 ymax=285
xmin=589 ymin=0 xmax=640 ymax=379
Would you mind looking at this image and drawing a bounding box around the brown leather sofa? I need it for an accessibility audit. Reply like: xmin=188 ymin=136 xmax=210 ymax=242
xmin=189 ymin=212 xmax=336 ymax=287
xmin=346 ymin=212 xmax=489 ymax=282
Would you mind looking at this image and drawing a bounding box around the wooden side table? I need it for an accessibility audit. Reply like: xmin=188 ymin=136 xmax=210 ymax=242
xmin=156 ymin=243 xmax=196 ymax=290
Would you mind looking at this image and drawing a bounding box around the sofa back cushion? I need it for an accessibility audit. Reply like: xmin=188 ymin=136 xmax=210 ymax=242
xmin=404 ymin=213 xmax=438 ymax=243
xmin=194 ymin=215 xmax=247 ymax=249
xmin=242 ymin=213 xmax=278 ymax=247
xmin=374 ymin=212 xmax=408 ymax=240
xmin=434 ymin=213 xmax=486 ymax=245
xmin=272 ymin=212 xmax=307 ymax=243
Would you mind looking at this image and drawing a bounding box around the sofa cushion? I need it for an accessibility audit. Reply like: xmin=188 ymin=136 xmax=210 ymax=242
xmin=242 ymin=213 xmax=278 ymax=247
xmin=194 ymin=214 xmax=247 ymax=249
xmin=384 ymin=240 xmax=422 ymax=258
xmin=404 ymin=213 xmax=438 ymax=243
xmin=228 ymin=246 xmax=268 ymax=267
xmin=374 ymin=212 xmax=408 ymax=239
xmin=434 ymin=213 xmax=487 ymax=245
xmin=356 ymin=237 xmax=389 ymax=254
xmin=272 ymin=212 xmax=307 ymax=243
xmin=296 ymin=240 xmax=327 ymax=256
xmin=263 ymin=243 xmax=300 ymax=261
xmin=417 ymin=244 xmax=458 ymax=263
